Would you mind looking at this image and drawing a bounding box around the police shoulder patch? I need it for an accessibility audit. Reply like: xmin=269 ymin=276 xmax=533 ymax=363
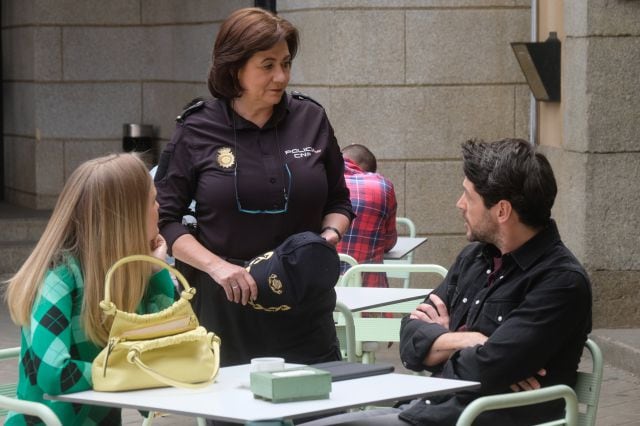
xmin=291 ymin=91 xmax=324 ymax=109
xmin=176 ymin=98 xmax=206 ymax=122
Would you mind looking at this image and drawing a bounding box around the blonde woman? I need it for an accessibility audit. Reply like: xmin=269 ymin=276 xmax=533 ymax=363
xmin=3 ymin=153 xmax=175 ymax=425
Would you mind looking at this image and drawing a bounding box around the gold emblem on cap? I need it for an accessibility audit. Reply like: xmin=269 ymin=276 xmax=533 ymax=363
xmin=268 ymin=273 xmax=283 ymax=295
xmin=216 ymin=147 xmax=235 ymax=168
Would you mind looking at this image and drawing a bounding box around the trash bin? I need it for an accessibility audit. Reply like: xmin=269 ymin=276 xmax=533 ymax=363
xmin=123 ymin=123 xmax=155 ymax=167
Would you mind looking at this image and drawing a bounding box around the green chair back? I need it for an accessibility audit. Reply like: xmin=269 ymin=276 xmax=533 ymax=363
xmin=456 ymin=339 xmax=603 ymax=426
xmin=575 ymin=339 xmax=603 ymax=426
xmin=335 ymin=263 xmax=447 ymax=363
xmin=337 ymin=253 xmax=359 ymax=287
xmin=456 ymin=384 xmax=578 ymax=426
xmin=334 ymin=253 xmax=360 ymax=357
xmin=383 ymin=217 xmax=417 ymax=288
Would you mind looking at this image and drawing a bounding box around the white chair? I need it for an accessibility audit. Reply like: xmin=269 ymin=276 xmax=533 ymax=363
xmin=0 ymin=395 xmax=62 ymax=426
xmin=0 ymin=347 xmax=62 ymax=426
xmin=0 ymin=346 xmax=19 ymax=418
xmin=335 ymin=263 xmax=447 ymax=363
xmin=384 ymin=217 xmax=417 ymax=288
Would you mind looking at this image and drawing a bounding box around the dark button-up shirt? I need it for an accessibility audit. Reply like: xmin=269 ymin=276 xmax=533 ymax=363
xmin=399 ymin=220 xmax=592 ymax=425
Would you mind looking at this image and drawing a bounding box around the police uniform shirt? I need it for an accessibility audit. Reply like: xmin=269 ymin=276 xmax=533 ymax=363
xmin=155 ymin=93 xmax=353 ymax=366
xmin=155 ymin=92 xmax=354 ymax=261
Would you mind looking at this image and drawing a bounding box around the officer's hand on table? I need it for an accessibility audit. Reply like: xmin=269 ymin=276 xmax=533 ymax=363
xmin=209 ymin=261 xmax=258 ymax=305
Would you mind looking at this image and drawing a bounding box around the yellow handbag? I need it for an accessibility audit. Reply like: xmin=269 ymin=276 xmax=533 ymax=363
xmin=92 ymin=254 xmax=221 ymax=391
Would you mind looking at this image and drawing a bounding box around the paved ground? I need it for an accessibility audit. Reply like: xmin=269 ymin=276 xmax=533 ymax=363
xmin=1 ymin=298 xmax=639 ymax=425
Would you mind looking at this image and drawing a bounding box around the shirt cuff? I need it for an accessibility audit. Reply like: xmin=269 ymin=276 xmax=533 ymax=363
xmin=160 ymin=222 xmax=191 ymax=256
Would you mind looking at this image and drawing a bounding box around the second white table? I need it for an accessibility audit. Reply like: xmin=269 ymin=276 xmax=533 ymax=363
xmin=334 ymin=287 xmax=431 ymax=362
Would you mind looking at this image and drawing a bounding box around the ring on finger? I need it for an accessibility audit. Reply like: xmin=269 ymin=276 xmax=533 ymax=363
xmin=232 ymin=283 xmax=239 ymax=289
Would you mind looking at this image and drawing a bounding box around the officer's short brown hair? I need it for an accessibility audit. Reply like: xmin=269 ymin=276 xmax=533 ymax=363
xmin=208 ymin=7 xmax=299 ymax=100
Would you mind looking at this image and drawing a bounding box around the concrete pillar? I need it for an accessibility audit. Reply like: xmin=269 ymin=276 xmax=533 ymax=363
xmin=545 ymin=0 xmax=640 ymax=327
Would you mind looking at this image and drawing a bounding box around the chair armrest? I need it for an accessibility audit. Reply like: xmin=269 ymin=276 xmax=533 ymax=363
xmin=0 ymin=395 xmax=62 ymax=426
xmin=456 ymin=385 xmax=578 ymax=426
xmin=0 ymin=347 xmax=20 ymax=360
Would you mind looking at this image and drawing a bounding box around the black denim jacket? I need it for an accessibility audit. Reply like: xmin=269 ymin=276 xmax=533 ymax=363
xmin=399 ymin=220 xmax=592 ymax=425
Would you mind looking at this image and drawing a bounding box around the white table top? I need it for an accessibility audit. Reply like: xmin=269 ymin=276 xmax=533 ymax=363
xmin=334 ymin=287 xmax=432 ymax=361
xmin=50 ymin=364 xmax=478 ymax=423
xmin=335 ymin=286 xmax=430 ymax=312
xmin=384 ymin=237 xmax=428 ymax=260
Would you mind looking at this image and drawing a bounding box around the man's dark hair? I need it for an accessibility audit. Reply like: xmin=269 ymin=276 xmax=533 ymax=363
xmin=341 ymin=144 xmax=377 ymax=173
xmin=462 ymin=138 xmax=557 ymax=228
xmin=208 ymin=7 xmax=299 ymax=100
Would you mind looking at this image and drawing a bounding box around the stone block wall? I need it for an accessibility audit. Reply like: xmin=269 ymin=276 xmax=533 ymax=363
xmin=1 ymin=0 xmax=251 ymax=208
xmin=281 ymin=0 xmax=531 ymax=272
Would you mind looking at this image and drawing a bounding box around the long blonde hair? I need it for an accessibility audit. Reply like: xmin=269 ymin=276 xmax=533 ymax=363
xmin=5 ymin=153 xmax=153 ymax=345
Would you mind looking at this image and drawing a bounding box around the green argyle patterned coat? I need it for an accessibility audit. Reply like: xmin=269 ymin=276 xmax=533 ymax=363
xmin=5 ymin=256 xmax=175 ymax=426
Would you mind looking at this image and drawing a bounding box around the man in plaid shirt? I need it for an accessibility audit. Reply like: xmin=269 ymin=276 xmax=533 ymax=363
xmin=337 ymin=144 xmax=398 ymax=287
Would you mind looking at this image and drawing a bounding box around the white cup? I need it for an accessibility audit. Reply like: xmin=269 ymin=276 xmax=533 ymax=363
xmin=250 ymin=357 xmax=285 ymax=373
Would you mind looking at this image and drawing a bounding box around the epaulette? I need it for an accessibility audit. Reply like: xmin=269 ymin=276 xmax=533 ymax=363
xmin=176 ymin=99 xmax=206 ymax=122
xmin=291 ymin=90 xmax=324 ymax=109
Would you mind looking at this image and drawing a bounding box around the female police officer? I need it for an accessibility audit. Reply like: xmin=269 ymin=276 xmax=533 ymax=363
xmin=155 ymin=7 xmax=353 ymax=366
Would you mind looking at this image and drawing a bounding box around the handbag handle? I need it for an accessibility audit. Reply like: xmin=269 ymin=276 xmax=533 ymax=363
xmin=100 ymin=254 xmax=195 ymax=314
xmin=127 ymin=332 xmax=221 ymax=389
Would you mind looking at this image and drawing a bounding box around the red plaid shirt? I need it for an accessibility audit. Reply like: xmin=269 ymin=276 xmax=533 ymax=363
xmin=337 ymin=158 xmax=398 ymax=287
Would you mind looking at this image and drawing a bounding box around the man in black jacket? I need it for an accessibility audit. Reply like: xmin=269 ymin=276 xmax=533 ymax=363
xmin=301 ymin=138 xmax=592 ymax=426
